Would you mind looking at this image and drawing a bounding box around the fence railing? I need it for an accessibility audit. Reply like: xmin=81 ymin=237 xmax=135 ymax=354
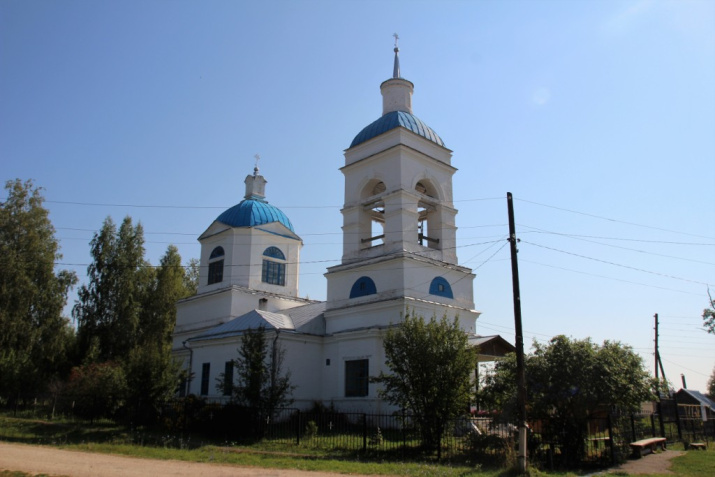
xmin=12 ymin=395 xmax=712 ymax=470
xmin=163 ymin=399 xmax=714 ymax=468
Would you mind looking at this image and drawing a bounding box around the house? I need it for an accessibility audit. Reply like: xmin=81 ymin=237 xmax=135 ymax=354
xmin=676 ymin=388 xmax=715 ymax=421
xmin=172 ymin=45 xmax=508 ymax=413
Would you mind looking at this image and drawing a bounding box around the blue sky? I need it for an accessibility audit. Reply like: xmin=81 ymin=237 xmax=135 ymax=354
xmin=2 ymin=0 xmax=714 ymax=392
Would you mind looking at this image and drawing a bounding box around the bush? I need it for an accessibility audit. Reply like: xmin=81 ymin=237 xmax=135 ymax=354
xmin=467 ymin=432 xmax=516 ymax=466
xmin=304 ymin=420 xmax=318 ymax=439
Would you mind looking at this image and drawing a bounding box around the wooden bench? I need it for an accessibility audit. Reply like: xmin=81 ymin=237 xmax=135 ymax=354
xmin=630 ymin=437 xmax=666 ymax=458
xmin=689 ymin=442 xmax=706 ymax=450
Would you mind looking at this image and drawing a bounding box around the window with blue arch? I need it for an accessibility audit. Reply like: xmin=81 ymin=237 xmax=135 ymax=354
xmin=263 ymin=246 xmax=285 ymax=260
xmin=429 ymin=277 xmax=453 ymax=298
xmin=350 ymin=276 xmax=377 ymax=298
xmin=262 ymin=246 xmax=286 ymax=286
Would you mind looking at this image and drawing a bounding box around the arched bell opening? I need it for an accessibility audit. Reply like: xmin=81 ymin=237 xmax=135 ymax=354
xmin=415 ymin=180 xmax=442 ymax=250
xmin=360 ymin=180 xmax=386 ymax=249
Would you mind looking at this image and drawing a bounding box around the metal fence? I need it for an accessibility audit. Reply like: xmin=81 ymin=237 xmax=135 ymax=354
xmin=163 ymin=400 xmax=688 ymax=468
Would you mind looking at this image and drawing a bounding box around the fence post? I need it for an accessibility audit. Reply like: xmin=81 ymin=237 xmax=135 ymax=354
xmin=673 ymin=394 xmax=682 ymax=441
xmin=402 ymin=410 xmax=406 ymax=458
xmin=657 ymin=404 xmax=665 ymax=437
xmin=607 ymin=414 xmax=615 ymax=466
xmin=364 ymin=413 xmax=368 ymax=451
xmin=437 ymin=427 xmax=442 ymax=461
xmin=295 ymin=409 xmax=301 ymax=445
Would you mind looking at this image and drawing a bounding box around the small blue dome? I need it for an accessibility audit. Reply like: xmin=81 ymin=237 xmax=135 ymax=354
xmin=350 ymin=111 xmax=445 ymax=148
xmin=216 ymin=199 xmax=294 ymax=232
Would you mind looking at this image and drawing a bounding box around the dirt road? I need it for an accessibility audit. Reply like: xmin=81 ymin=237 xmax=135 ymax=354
xmin=1 ymin=441 xmax=687 ymax=476
xmin=0 ymin=442 xmax=362 ymax=477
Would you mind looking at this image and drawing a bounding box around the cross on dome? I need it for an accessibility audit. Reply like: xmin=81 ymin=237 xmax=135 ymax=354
xmin=392 ymin=33 xmax=401 ymax=78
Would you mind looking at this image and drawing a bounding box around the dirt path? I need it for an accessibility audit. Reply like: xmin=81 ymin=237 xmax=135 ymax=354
xmin=606 ymin=449 xmax=685 ymax=475
xmin=0 ymin=442 xmax=368 ymax=477
xmin=1 ymin=441 xmax=688 ymax=476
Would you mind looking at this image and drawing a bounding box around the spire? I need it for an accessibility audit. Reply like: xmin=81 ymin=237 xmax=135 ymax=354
xmin=392 ymin=33 xmax=400 ymax=78
xmin=244 ymin=154 xmax=267 ymax=200
xmin=381 ymin=34 xmax=413 ymax=115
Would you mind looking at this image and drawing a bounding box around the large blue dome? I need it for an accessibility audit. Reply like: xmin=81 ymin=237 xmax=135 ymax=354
xmin=216 ymin=199 xmax=294 ymax=232
xmin=350 ymin=111 xmax=445 ymax=148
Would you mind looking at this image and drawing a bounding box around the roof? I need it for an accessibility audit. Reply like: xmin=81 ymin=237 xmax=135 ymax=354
xmin=216 ymin=198 xmax=294 ymax=232
xmin=470 ymin=335 xmax=516 ymax=362
xmin=677 ymin=389 xmax=715 ymax=411
xmin=350 ymin=111 xmax=445 ymax=148
xmin=188 ymin=302 xmax=326 ymax=342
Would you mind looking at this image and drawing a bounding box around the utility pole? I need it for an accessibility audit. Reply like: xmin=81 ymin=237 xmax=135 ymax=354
xmin=654 ymin=313 xmax=659 ymax=391
xmin=654 ymin=313 xmax=668 ymax=393
xmin=507 ymin=192 xmax=527 ymax=473
xmin=654 ymin=313 xmax=666 ymax=437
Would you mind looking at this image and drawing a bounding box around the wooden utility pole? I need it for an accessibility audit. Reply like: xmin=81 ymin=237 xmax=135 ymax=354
xmin=654 ymin=313 xmax=659 ymax=388
xmin=507 ymin=192 xmax=527 ymax=473
xmin=653 ymin=313 xmax=667 ymax=436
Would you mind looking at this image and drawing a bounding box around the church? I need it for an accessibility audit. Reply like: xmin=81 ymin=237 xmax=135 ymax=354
xmin=172 ymin=44 xmax=511 ymax=413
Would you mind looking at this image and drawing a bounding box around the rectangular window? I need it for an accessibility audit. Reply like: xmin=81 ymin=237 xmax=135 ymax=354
xmin=345 ymin=359 xmax=369 ymax=397
xmin=262 ymin=260 xmax=285 ymax=286
xmin=200 ymin=362 xmax=210 ymax=396
xmin=223 ymin=361 xmax=233 ymax=396
xmin=208 ymin=260 xmax=224 ymax=285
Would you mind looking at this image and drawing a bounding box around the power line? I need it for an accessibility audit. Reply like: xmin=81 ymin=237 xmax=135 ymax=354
xmin=521 ymin=240 xmax=714 ymax=287
xmin=516 ymin=226 xmax=715 ymax=246
xmin=520 ymin=259 xmax=704 ymax=296
xmin=516 ymin=197 xmax=715 ymax=241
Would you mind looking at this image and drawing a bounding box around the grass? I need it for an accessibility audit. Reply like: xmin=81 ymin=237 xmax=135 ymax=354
xmin=1 ymin=473 xmax=70 ymax=477
xmin=658 ymin=445 xmax=714 ymax=477
xmin=1 ymin=414 xmax=713 ymax=476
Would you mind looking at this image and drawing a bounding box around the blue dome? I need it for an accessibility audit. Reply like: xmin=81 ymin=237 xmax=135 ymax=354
xmin=216 ymin=199 xmax=295 ymax=232
xmin=350 ymin=111 xmax=445 ymax=148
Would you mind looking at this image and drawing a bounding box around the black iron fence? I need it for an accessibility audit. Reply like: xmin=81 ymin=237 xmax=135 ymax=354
xmin=11 ymin=395 xmax=712 ymax=470
xmin=161 ymin=398 xmax=715 ymax=469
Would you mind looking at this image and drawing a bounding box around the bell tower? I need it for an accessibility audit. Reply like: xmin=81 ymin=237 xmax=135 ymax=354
xmin=324 ymin=41 xmax=479 ymax=334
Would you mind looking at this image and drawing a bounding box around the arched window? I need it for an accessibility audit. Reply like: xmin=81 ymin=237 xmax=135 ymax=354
xmin=262 ymin=246 xmax=286 ymax=286
xmin=429 ymin=277 xmax=453 ymax=299
xmin=208 ymin=246 xmax=224 ymax=285
xmin=416 ymin=180 xmax=441 ymax=250
xmin=263 ymin=246 xmax=285 ymax=260
xmin=360 ymin=181 xmax=386 ymax=248
xmin=349 ymin=276 xmax=377 ymax=298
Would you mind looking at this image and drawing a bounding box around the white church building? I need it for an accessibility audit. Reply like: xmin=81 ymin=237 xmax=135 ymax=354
xmin=173 ymin=46 xmax=510 ymax=413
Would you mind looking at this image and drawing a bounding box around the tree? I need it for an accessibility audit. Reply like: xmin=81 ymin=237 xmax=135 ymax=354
xmin=226 ymin=327 xmax=294 ymax=416
xmin=73 ymin=220 xmax=193 ymax=422
xmin=703 ymin=291 xmax=715 ymax=335
xmin=707 ymin=367 xmax=715 ymax=399
xmin=183 ymin=257 xmax=199 ymax=296
xmin=124 ymin=245 xmax=187 ymax=423
xmin=481 ymin=335 xmax=654 ymax=465
xmin=0 ymin=179 xmax=77 ymax=406
xmin=73 ymin=216 xmax=150 ymax=362
xmin=372 ymin=311 xmax=477 ymax=450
